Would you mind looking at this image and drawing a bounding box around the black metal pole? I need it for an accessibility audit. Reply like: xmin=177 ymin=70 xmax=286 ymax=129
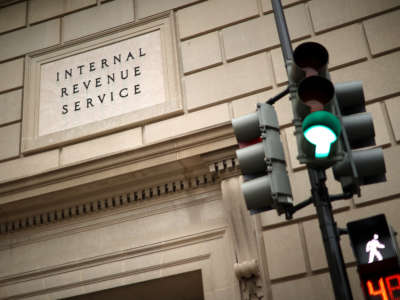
xmin=270 ymin=0 xmax=353 ymax=299
xmin=271 ymin=0 xmax=293 ymax=64
xmin=308 ymin=169 xmax=353 ymax=300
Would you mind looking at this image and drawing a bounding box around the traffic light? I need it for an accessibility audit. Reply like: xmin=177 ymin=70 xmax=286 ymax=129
xmin=288 ymin=42 xmax=343 ymax=168
xmin=232 ymin=103 xmax=293 ymax=215
xmin=347 ymin=214 xmax=400 ymax=300
xmin=332 ymin=81 xmax=386 ymax=195
xmin=288 ymin=41 xmax=386 ymax=193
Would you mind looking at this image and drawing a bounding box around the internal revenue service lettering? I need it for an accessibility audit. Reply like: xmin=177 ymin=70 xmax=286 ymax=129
xmin=38 ymin=30 xmax=166 ymax=136
xmin=57 ymin=48 xmax=146 ymax=115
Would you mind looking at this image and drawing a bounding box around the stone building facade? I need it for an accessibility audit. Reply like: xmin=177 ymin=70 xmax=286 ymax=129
xmin=0 ymin=0 xmax=399 ymax=299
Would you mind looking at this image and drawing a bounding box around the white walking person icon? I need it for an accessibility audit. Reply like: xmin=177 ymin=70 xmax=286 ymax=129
xmin=366 ymin=234 xmax=385 ymax=263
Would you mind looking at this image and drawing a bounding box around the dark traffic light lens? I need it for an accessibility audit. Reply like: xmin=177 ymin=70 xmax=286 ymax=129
xmin=293 ymin=42 xmax=329 ymax=73
xmin=298 ymin=76 xmax=335 ymax=111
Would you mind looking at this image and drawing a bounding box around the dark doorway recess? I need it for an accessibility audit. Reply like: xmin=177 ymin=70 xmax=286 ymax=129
xmin=61 ymin=269 xmax=204 ymax=300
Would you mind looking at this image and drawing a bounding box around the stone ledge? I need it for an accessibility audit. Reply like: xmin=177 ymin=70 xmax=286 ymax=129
xmin=0 ymin=125 xmax=234 ymax=196
xmin=0 ymin=126 xmax=238 ymax=235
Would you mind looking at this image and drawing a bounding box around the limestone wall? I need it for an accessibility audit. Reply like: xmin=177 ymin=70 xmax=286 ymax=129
xmin=0 ymin=0 xmax=399 ymax=299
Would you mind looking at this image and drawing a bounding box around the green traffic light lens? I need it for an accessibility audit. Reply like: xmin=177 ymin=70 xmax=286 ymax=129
xmin=304 ymin=125 xmax=337 ymax=158
xmin=302 ymin=111 xmax=341 ymax=159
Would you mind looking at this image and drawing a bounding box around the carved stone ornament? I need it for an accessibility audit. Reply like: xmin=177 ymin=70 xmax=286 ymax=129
xmin=234 ymin=259 xmax=260 ymax=279
xmin=234 ymin=259 xmax=264 ymax=300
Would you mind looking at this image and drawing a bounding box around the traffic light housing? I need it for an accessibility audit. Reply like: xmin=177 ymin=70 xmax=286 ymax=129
xmin=332 ymin=81 xmax=386 ymax=195
xmin=232 ymin=103 xmax=293 ymax=215
xmin=288 ymin=42 xmax=343 ymax=168
xmin=288 ymin=42 xmax=386 ymax=195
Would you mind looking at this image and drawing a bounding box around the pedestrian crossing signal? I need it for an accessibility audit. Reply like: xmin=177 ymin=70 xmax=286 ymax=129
xmin=347 ymin=214 xmax=400 ymax=300
xmin=347 ymin=214 xmax=398 ymax=266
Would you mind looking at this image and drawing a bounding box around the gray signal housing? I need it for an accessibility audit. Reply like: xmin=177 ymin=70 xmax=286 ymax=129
xmin=333 ymin=81 xmax=386 ymax=194
xmin=232 ymin=103 xmax=293 ymax=215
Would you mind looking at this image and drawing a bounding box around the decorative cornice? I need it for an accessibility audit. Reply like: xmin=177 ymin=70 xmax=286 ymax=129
xmin=202 ymin=145 xmax=240 ymax=178
xmin=0 ymin=125 xmax=235 ymax=202
xmin=208 ymin=156 xmax=240 ymax=177
xmin=0 ymin=131 xmax=241 ymax=238
xmin=0 ymin=172 xmax=217 ymax=236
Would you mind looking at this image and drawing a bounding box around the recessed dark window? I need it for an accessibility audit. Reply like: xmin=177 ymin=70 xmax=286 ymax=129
xmin=61 ymin=270 xmax=204 ymax=300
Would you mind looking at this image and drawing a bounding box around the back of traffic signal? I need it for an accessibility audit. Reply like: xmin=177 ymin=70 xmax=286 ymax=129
xmin=232 ymin=103 xmax=293 ymax=215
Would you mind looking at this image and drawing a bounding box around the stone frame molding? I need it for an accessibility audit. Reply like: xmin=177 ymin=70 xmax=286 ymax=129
xmin=0 ymin=178 xmax=239 ymax=300
xmin=21 ymin=13 xmax=183 ymax=153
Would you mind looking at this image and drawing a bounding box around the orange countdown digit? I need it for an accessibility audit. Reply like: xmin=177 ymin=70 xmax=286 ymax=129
xmin=367 ymin=278 xmax=389 ymax=300
xmin=385 ymin=274 xmax=400 ymax=299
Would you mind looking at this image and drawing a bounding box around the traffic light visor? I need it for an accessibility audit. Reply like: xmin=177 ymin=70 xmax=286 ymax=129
xmin=293 ymin=42 xmax=329 ymax=76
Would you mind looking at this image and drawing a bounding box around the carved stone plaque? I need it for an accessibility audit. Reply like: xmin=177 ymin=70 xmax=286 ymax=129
xmin=22 ymin=16 xmax=182 ymax=153
xmin=39 ymin=30 xmax=165 ymax=136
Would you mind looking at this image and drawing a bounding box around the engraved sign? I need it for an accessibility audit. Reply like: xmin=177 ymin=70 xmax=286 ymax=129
xmin=39 ymin=30 xmax=165 ymax=136
xmin=22 ymin=16 xmax=181 ymax=153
